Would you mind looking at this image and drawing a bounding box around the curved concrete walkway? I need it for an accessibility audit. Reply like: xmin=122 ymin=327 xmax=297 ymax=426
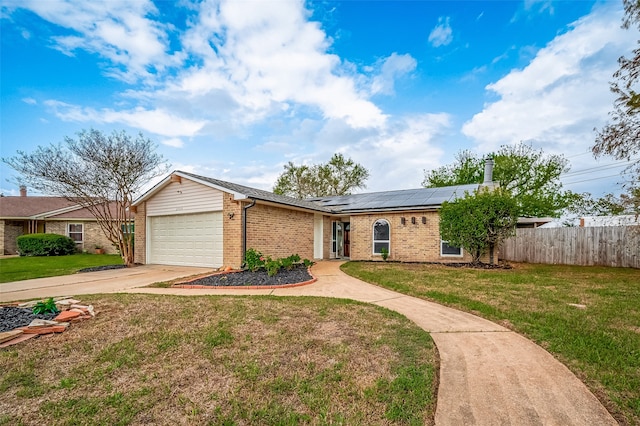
xmin=1 ymin=261 xmax=616 ymax=425
xmin=124 ymin=261 xmax=616 ymax=425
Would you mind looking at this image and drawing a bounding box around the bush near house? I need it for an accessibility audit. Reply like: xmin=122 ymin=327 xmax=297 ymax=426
xmin=244 ymin=248 xmax=312 ymax=276
xmin=16 ymin=233 xmax=77 ymax=257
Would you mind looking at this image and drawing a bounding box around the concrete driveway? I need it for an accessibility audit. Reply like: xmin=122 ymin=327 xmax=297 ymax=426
xmin=0 ymin=264 xmax=212 ymax=303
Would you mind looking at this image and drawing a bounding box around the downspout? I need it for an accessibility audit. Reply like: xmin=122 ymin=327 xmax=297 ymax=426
xmin=241 ymin=198 xmax=257 ymax=267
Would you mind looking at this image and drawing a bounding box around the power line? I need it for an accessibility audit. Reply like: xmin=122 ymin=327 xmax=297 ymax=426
xmin=562 ymin=173 xmax=626 ymax=186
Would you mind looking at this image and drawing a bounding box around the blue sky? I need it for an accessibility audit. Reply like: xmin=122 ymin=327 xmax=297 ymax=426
xmin=1 ymin=0 xmax=637 ymax=198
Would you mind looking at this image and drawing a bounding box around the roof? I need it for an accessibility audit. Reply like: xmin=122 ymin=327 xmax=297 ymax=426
xmin=308 ymin=184 xmax=479 ymax=213
xmin=135 ymin=171 xmax=478 ymax=214
xmin=134 ymin=171 xmax=334 ymax=213
xmin=0 ymin=196 xmax=78 ymax=218
xmin=0 ymin=196 xmax=125 ymax=220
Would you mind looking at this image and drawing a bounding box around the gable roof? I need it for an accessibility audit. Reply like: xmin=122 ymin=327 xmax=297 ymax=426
xmin=134 ymin=171 xmax=333 ymax=213
xmin=0 ymin=196 xmax=126 ymax=220
xmin=0 ymin=196 xmax=80 ymax=219
xmin=134 ymin=171 xmax=478 ymax=215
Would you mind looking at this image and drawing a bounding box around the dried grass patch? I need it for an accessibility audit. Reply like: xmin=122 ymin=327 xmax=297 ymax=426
xmin=0 ymin=293 xmax=436 ymax=425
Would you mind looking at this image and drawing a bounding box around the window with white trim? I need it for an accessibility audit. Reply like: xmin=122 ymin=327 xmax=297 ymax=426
xmin=373 ymin=219 xmax=390 ymax=255
xmin=441 ymin=240 xmax=462 ymax=257
xmin=68 ymin=223 xmax=84 ymax=244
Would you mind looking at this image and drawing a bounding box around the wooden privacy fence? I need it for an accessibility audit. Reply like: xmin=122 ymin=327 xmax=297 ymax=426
xmin=501 ymin=226 xmax=640 ymax=268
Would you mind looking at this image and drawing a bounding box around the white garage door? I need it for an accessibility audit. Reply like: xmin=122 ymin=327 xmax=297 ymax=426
xmin=148 ymin=212 xmax=223 ymax=267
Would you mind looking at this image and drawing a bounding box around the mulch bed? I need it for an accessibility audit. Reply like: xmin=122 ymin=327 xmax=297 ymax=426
xmin=0 ymin=308 xmax=58 ymax=333
xmin=77 ymin=265 xmax=128 ymax=273
xmin=178 ymin=264 xmax=314 ymax=287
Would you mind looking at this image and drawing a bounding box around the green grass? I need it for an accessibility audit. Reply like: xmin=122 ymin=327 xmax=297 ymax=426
xmin=0 ymin=294 xmax=437 ymax=425
xmin=341 ymin=261 xmax=640 ymax=425
xmin=0 ymin=253 xmax=123 ymax=283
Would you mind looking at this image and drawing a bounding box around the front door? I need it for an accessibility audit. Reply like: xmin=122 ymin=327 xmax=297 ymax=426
xmin=332 ymin=221 xmax=350 ymax=259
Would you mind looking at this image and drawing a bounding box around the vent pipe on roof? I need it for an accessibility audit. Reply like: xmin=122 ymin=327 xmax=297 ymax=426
xmin=19 ymin=185 xmax=27 ymax=197
xmin=483 ymin=157 xmax=494 ymax=184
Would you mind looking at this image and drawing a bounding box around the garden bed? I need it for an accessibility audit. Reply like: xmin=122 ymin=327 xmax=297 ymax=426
xmin=175 ymin=264 xmax=314 ymax=288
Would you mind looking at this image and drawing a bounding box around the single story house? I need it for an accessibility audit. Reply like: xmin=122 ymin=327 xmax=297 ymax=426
xmin=132 ymin=168 xmax=495 ymax=268
xmin=0 ymin=186 xmax=124 ymax=255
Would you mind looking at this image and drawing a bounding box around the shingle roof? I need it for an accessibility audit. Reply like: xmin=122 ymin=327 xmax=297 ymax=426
xmin=0 ymin=197 xmax=126 ymax=219
xmin=177 ymin=171 xmax=333 ymax=213
xmin=308 ymin=184 xmax=479 ymax=213
xmin=0 ymin=196 xmax=78 ymax=218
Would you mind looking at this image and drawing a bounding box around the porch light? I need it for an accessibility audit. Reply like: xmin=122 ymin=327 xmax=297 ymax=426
xmin=411 ymin=217 xmax=416 ymax=224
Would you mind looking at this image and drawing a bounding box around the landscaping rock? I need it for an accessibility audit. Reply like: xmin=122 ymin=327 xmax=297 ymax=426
xmin=0 ymin=307 xmax=58 ymax=333
xmin=0 ymin=329 xmax=23 ymax=344
xmin=28 ymin=319 xmax=60 ymax=328
xmin=54 ymin=310 xmax=82 ymax=322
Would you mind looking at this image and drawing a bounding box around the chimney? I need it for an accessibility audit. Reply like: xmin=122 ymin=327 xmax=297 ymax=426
xmin=483 ymin=157 xmax=494 ymax=184
xmin=19 ymin=185 xmax=27 ymax=197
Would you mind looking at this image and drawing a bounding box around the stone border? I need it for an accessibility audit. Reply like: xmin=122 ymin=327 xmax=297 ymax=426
xmin=171 ymin=267 xmax=317 ymax=290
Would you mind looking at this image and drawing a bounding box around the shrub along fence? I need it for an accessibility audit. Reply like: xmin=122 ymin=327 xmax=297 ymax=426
xmin=501 ymin=226 xmax=640 ymax=268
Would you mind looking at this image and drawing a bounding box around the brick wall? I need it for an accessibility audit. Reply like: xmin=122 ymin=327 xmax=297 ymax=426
xmin=134 ymin=202 xmax=147 ymax=264
xmin=245 ymin=203 xmax=314 ymax=261
xmin=223 ymin=194 xmax=243 ymax=268
xmin=2 ymin=220 xmax=24 ymax=254
xmin=349 ymin=211 xmax=477 ymax=263
xmin=45 ymin=221 xmax=117 ymax=254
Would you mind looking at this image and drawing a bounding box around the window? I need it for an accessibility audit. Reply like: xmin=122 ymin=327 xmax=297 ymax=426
xmin=68 ymin=223 xmax=84 ymax=244
xmin=373 ymin=219 xmax=390 ymax=255
xmin=441 ymin=240 xmax=462 ymax=257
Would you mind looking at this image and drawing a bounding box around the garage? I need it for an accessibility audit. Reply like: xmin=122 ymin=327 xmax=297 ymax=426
xmin=148 ymin=212 xmax=223 ymax=267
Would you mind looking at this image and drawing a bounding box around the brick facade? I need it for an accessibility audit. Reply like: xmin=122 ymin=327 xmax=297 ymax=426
xmin=1 ymin=220 xmax=24 ymax=255
xmin=349 ymin=211 xmax=476 ymax=263
xmin=134 ymin=202 xmax=147 ymax=264
xmin=245 ymin=203 xmax=315 ymax=261
xmin=45 ymin=221 xmax=119 ymax=254
xmin=223 ymin=194 xmax=243 ymax=268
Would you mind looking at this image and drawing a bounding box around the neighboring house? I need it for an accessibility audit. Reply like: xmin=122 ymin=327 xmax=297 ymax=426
xmin=579 ymin=215 xmax=639 ymax=227
xmin=516 ymin=217 xmax=554 ymax=228
xmin=132 ymin=169 xmax=494 ymax=268
xmin=0 ymin=186 xmax=124 ymax=255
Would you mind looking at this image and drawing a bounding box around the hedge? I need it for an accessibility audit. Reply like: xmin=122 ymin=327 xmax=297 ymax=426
xmin=16 ymin=233 xmax=77 ymax=256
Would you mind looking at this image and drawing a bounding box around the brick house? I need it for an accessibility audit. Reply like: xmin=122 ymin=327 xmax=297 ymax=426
xmin=0 ymin=186 xmax=126 ymax=255
xmin=132 ymin=170 xmax=488 ymax=268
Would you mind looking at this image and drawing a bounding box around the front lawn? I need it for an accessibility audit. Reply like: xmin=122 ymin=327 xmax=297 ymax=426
xmin=341 ymin=261 xmax=640 ymax=425
xmin=0 ymin=254 xmax=123 ymax=283
xmin=0 ymin=294 xmax=437 ymax=425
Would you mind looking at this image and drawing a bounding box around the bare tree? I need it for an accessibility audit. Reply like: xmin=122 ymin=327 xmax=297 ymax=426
xmin=3 ymin=129 xmax=169 ymax=266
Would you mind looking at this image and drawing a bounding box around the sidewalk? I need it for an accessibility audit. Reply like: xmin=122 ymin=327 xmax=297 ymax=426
xmin=1 ymin=261 xmax=616 ymax=425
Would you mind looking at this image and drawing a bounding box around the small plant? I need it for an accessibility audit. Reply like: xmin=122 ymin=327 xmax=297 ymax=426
xmin=303 ymin=258 xmax=314 ymax=268
xmin=244 ymin=248 xmax=266 ymax=271
xmin=265 ymin=259 xmax=281 ymax=277
xmin=32 ymin=297 xmax=60 ymax=315
xmin=380 ymin=247 xmax=389 ymax=261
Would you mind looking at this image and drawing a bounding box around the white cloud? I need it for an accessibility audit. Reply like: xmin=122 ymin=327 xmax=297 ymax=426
xmin=22 ymin=97 xmax=37 ymax=105
xmin=15 ymin=0 xmax=173 ymax=84
xmin=462 ymin=4 xmax=635 ymax=158
xmin=161 ymin=138 xmax=184 ymax=148
xmin=428 ymin=16 xmax=453 ymax=48
xmin=371 ymin=53 xmax=417 ymax=96
xmin=44 ymin=100 xmax=205 ymax=137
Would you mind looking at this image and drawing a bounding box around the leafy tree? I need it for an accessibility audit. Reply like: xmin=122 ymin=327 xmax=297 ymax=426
xmin=423 ymin=143 xmax=574 ymax=217
xmin=439 ymin=188 xmax=518 ymax=265
xmin=3 ymin=129 xmax=169 ymax=266
xmin=273 ymin=153 xmax=369 ymax=198
xmin=594 ymin=0 xmax=640 ymax=203
xmin=569 ymin=189 xmax=640 ymax=217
